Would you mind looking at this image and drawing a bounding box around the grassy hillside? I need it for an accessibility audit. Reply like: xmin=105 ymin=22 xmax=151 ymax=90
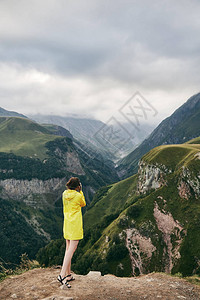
xmin=0 ymin=116 xmax=119 ymax=269
xmin=77 ymin=140 xmax=200 ymax=276
xmin=142 ymin=143 xmax=200 ymax=172
xmin=0 ymin=117 xmax=62 ymax=159
xmin=0 ymin=116 xmax=118 ymax=185
xmin=36 ymin=137 xmax=200 ymax=278
xmin=84 ymin=174 xmax=138 ymax=230
xmin=87 ymin=177 xmax=200 ymax=276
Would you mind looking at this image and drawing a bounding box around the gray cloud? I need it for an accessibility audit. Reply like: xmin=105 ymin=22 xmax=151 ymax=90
xmin=0 ymin=0 xmax=199 ymax=124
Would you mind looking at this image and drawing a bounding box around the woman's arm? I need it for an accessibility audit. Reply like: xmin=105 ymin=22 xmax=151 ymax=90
xmin=79 ymin=190 xmax=86 ymax=207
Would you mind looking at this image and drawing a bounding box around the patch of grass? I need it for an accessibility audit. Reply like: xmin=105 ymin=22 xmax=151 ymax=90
xmin=0 ymin=253 xmax=40 ymax=282
xmin=184 ymin=276 xmax=200 ymax=286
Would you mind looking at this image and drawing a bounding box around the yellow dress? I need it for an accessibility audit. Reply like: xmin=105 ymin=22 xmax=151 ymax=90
xmin=62 ymin=189 xmax=86 ymax=240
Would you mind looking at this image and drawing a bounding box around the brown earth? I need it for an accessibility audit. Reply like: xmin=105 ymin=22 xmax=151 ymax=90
xmin=0 ymin=267 xmax=200 ymax=300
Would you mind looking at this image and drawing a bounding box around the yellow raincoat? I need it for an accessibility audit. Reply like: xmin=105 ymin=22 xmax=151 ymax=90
xmin=62 ymin=189 xmax=86 ymax=240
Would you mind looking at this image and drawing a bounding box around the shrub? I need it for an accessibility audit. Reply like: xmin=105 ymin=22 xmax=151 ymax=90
xmin=127 ymin=205 xmax=142 ymax=218
xmin=106 ymin=243 xmax=128 ymax=262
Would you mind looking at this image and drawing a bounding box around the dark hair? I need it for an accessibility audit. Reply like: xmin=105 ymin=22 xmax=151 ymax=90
xmin=66 ymin=177 xmax=80 ymax=190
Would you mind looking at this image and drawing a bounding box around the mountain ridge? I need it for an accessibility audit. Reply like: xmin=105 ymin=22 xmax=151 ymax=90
xmin=117 ymin=92 xmax=200 ymax=178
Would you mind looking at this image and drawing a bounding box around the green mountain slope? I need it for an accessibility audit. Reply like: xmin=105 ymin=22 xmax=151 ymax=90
xmin=142 ymin=143 xmax=200 ymax=172
xmin=36 ymin=137 xmax=200 ymax=278
xmin=0 ymin=196 xmax=62 ymax=268
xmin=117 ymin=93 xmax=200 ymax=178
xmin=0 ymin=117 xmax=118 ymax=185
xmin=84 ymin=174 xmax=138 ymax=230
xmin=0 ymin=117 xmax=119 ymax=269
xmin=0 ymin=117 xmax=63 ymax=159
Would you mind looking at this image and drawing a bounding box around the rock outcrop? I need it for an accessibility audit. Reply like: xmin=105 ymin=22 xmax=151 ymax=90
xmin=137 ymin=158 xmax=200 ymax=200
xmin=125 ymin=227 xmax=156 ymax=275
xmin=137 ymin=160 xmax=172 ymax=194
xmin=153 ymin=202 xmax=185 ymax=273
xmin=66 ymin=151 xmax=85 ymax=175
xmin=0 ymin=178 xmax=64 ymax=199
xmin=177 ymin=165 xmax=200 ymax=199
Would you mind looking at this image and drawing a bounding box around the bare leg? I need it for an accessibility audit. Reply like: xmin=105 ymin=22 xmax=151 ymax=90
xmin=60 ymin=240 xmax=79 ymax=281
xmin=60 ymin=239 xmax=70 ymax=278
xmin=66 ymin=239 xmax=71 ymax=276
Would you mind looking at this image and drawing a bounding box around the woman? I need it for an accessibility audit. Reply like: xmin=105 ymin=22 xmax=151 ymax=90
xmin=57 ymin=177 xmax=86 ymax=288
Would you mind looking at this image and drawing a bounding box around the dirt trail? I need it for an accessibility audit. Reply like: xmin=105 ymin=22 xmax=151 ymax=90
xmin=0 ymin=267 xmax=200 ymax=300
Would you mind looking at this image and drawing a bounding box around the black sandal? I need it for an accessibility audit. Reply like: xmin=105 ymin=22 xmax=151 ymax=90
xmin=66 ymin=274 xmax=75 ymax=282
xmin=57 ymin=275 xmax=71 ymax=288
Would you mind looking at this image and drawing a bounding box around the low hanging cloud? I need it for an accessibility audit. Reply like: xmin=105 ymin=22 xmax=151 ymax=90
xmin=0 ymin=0 xmax=199 ymax=125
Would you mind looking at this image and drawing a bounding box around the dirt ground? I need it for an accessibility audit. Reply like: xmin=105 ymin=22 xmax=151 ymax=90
xmin=0 ymin=267 xmax=200 ymax=300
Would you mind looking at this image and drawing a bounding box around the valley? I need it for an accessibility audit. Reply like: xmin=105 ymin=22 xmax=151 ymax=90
xmin=0 ymin=93 xmax=200 ymax=281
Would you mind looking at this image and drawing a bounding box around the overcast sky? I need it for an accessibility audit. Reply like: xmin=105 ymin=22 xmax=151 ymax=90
xmin=0 ymin=0 xmax=199 ymax=126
